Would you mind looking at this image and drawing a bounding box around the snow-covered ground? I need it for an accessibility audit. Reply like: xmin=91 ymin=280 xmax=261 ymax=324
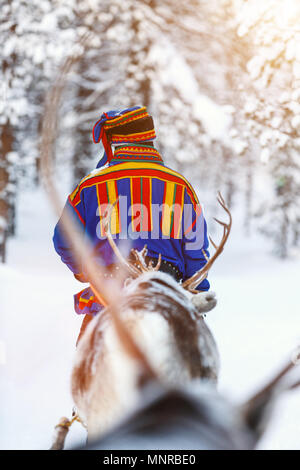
xmin=1 ymin=185 xmax=300 ymax=450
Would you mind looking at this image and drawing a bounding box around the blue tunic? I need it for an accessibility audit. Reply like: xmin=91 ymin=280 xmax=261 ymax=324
xmin=53 ymin=149 xmax=210 ymax=315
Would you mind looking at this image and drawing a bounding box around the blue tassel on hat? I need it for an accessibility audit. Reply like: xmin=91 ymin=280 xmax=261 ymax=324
xmin=96 ymin=151 xmax=108 ymax=168
xmin=93 ymin=106 xmax=145 ymax=169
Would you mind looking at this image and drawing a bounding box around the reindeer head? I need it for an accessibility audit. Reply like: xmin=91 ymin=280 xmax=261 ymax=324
xmin=76 ymin=348 xmax=300 ymax=450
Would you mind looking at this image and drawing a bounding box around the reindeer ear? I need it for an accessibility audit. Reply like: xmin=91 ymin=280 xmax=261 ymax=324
xmin=240 ymin=354 xmax=300 ymax=443
xmin=240 ymin=386 xmax=277 ymax=443
xmin=191 ymin=291 xmax=217 ymax=314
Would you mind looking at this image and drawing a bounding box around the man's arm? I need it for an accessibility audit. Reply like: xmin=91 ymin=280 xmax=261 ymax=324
xmin=182 ymin=189 xmax=210 ymax=292
xmin=53 ymin=192 xmax=86 ymax=277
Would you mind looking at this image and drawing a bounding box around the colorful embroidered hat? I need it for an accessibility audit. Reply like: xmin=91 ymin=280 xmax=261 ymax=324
xmin=93 ymin=106 xmax=156 ymax=167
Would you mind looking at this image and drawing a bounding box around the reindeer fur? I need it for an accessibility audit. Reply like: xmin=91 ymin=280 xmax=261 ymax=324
xmin=71 ymin=271 xmax=220 ymax=440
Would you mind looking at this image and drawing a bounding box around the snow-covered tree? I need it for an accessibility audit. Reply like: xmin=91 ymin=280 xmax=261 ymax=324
xmin=0 ymin=0 xmax=78 ymax=259
xmin=62 ymin=0 xmax=238 ymax=185
xmin=235 ymin=0 xmax=300 ymax=256
xmin=4 ymin=0 xmax=299 ymax=262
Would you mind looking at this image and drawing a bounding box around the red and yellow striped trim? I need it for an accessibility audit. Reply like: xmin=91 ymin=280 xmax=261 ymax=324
xmin=161 ymin=182 xmax=185 ymax=238
xmin=130 ymin=177 xmax=153 ymax=232
xmin=112 ymin=145 xmax=163 ymax=163
xmin=111 ymin=129 xmax=156 ymax=144
xmin=96 ymin=180 xmax=121 ymax=236
xmin=69 ymin=162 xmax=199 ymax=211
xmin=103 ymin=107 xmax=148 ymax=129
xmin=68 ymin=195 xmax=86 ymax=225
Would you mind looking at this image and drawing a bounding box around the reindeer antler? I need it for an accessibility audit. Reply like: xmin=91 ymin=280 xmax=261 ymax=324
xmin=241 ymin=348 xmax=300 ymax=439
xmin=103 ymin=194 xmax=231 ymax=292
xmin=182 ymin=192 xmax=232 ymax=293
xmin=130 ymin=246 xmax=162 ymax=273
xmin=102 ymin=200 xmax=162 ymax=277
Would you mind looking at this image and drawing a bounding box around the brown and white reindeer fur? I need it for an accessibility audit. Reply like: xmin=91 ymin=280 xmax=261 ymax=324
xmin=42 ymin=42 xmax=300 ymax=451
xmin=71 ymin=271 xmax=220 ymax=440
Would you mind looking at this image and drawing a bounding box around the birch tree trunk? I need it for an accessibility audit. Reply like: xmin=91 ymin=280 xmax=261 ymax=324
xmin=0 ymin=123 xmax=13 ymax=263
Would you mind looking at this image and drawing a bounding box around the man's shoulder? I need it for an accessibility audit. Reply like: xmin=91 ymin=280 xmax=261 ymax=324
xmin=69 ymin=162 xmax=199 ymax=204
xmin=69 ymin=165 xmax=114 ymax=202
xmin=159 ymin=164 xmax=193 ymax=185
xmin=160 ymin=164 xmax=199 ymax=204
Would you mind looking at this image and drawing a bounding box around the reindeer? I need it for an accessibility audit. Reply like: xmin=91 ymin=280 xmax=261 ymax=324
xmin=79 ymin=351 xmax=300 ymax=450
xmin=70 ymin=196 xmax=230 ymax=440
xmin=42 ymin=39 xmax=300 ymax=450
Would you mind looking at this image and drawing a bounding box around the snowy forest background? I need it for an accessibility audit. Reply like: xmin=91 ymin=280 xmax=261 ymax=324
xmin=1 ymin=0 xmax=300 ymax=450
xmin=2 ymin=0 xmax=300 ymax=260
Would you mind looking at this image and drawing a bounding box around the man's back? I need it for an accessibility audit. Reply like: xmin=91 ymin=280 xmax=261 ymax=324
xmin=53 ymin=106 xmax=210 ymax=317
xmin=66 ymin=158 xmax=207 ymax=276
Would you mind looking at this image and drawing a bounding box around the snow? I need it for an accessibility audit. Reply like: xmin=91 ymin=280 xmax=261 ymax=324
xmin=0 ymin=185 xmax=300 ymax=450
xmin=194 ymin=95 xmax=232 ymax=143
xmin=150 ymin=38 xmax=233 ymax=145
xmin=0 ymin=188 xmax=87 ymax=450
